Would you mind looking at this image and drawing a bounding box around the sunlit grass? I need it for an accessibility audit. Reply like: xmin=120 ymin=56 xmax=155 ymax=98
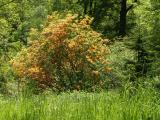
xmin=0 ymin=87 xmax=160 ymax=120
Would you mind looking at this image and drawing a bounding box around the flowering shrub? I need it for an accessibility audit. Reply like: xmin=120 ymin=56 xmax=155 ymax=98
xmin=11 ymin=12 xmax=111 ymax=91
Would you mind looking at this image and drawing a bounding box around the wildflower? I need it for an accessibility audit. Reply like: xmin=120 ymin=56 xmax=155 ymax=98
xmin=68 ymin=41 xmax=76 ymax=48
xmin=86 ymin=55 xmax=94 ymax=64
xmin=28 ymin=67 xmax=40 ymax=73
xmin=92 ymin=70 xmax=100 ymax=77
xmin=104 ymin=67 xmax=112 ymax=73
xmin=102 ymin=60 xmax=109 ymax=65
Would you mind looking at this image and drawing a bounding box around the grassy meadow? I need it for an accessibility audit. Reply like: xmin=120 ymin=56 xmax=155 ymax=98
xmin=0 ymin=86 xmax=160 ymax=120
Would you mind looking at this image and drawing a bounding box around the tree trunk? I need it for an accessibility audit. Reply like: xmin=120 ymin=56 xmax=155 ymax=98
xmin=89 ymin=0 xmax=93 ymax=15
xmin=83 ymin=0 xmax=89 ymax=14
xmin=119 ymin=0 xmax=127 ymax=36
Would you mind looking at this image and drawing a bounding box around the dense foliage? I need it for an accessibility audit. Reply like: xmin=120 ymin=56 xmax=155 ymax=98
xmin=0 ymin=0 xmax=159 ymax=91
xmin=0 ymin=0 xmax=160 ymax=119
xmin=11 ymin=13 xmax=111 ymax=91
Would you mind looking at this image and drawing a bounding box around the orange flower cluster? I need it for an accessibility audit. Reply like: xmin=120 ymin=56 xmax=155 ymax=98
xmin=11 ymin=13 xmax=111 ymax=91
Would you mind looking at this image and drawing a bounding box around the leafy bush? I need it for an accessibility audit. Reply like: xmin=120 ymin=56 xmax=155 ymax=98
xmin=11 ymin=12 xmax=111 ymax=91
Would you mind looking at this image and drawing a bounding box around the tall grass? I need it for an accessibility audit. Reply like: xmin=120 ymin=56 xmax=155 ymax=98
xmin=0 ymin=87 xmax=160 ymax=120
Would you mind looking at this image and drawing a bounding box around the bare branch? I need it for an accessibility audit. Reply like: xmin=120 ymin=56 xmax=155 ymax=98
xmin=126 ymin=4 xmax=133 ymax=13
